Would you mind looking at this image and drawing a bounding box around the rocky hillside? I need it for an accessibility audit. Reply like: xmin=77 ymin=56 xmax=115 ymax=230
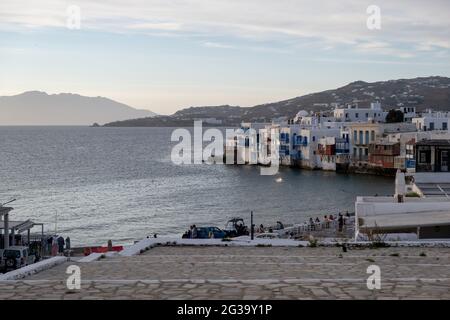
xmin=104 ymin=76 xmax=450 ymax=126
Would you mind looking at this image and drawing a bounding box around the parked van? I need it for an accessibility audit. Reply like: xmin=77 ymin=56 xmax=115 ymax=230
xmin=1 ymin=246 xmax=36 ymax=272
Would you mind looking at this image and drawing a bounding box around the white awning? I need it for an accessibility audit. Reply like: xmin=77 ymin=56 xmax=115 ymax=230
xmin=360 ymin=210 xmax=450 ymax=230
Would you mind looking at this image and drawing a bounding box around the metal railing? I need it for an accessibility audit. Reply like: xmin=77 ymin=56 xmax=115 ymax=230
xmin=275 ymin=217 xmax=355 ymax=239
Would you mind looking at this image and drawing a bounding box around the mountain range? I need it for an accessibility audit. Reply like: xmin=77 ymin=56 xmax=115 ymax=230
xmin=0 ymin=91 xmax=156 ymax=125
xmin=2 ymin=76 xmax=450 ymax=126
xmin=105 ymin=76 xmax=450 ymax=127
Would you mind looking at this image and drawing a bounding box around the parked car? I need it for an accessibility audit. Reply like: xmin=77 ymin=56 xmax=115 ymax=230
xmin=197 ymin=227 xmax=226 ymax=239
xmin=1 ymin=246 xmax=36 ymax=272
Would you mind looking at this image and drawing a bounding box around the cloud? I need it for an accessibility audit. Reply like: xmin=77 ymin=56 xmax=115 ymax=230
xmin=126 ymin=22 xmax=182 ymax=31
xmin=1 ymin=0 xmax=449 ymax=58
xmin=203 ymin=41 xmax=235 ymax=49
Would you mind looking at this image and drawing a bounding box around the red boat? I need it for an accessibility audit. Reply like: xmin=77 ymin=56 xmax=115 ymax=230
xmin=83 ymin=246 xmax=123 ymax=256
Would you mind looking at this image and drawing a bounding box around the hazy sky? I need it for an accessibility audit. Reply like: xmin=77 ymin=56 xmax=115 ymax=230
xmin=1 ymin=0 xmax=450 ymax=115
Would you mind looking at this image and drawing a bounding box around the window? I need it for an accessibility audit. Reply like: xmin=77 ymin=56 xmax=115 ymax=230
xmin=366 ymin=113 xmax=369 ymax=118
xmin=359 ymin=131 xmax=363 ymax=145
xmin=371 ymin=130 xmax=375 ymax=141
xmin=443 ymin=122 xmax=448 ymax=131
xmin=365 ymin=131 xmax=369 ymax=144
xmin=353 ymin=130 xmax=357 ymax=142
xmin=429 ymin=122 xmax=435 ymax=131
xmin=419 ymin=151 xmax=428 ymax=164
xmin=355 ymin=113 xmax=359 ymax=118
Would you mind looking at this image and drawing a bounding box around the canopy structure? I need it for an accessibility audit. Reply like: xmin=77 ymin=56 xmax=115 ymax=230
xmin=0 ymin=206 xmax=13 ymax=217
xmin=0 ymin=220 xmax=36 ymax=233
xmin=1 ymin=205 xmax=46 ymax=249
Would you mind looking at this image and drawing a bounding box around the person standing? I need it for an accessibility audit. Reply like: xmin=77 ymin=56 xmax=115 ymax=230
xmin=309 ymin=217 xmax=315 ymax=231
xmin=192 ymin=225 xmax=198 ymax=239
xmin=324 ymin=216 xmax=329 ymax=228
xmin=57 ymin=236 xmax=65 ymax=255
xmin=51 ymin=236 xmax=58 ymax=256
xmin=47 ymin=236 xmax=53 ymax=255
xmin=65 ymin=237 xmax=71 ymax=250
xmin=338 ymin=214 xmax=344 ymax=232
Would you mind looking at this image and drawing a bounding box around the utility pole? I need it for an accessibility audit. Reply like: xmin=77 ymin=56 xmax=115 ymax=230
xmin=55 ymin=210 xmax=58 ymax=235
xmin=250 ymin=211 xmax=254 ymax=240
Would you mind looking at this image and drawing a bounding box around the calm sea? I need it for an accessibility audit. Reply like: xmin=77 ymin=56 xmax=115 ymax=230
xmin=0 ymin=126 xmax=394 ymax=246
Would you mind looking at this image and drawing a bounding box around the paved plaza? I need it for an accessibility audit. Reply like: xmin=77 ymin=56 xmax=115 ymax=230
xmin=1 ymin=246 xmax=450 ymax=299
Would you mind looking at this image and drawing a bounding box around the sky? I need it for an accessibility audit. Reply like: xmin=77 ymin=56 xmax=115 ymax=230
xmin=1 ymin=0 xmax=450 ymax=115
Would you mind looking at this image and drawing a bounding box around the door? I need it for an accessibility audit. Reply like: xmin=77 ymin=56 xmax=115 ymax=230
xmin=441 ymin=150 xmax=449 ymax=172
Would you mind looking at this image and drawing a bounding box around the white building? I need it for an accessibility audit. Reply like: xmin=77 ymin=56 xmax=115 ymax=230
xmin=412 ymin=111 xmax=450 ymax=131
xmin=355 ymin=171 xmax=450 ymax=240
xmin=334 ymin=102 xmax=387 ymax=123
xmin=399 ymin=106 xmax=416 ymax=123
xmin=317 ymin=136 xmax=350 ymax=171
xmin=292 ymin=127 xmax=342 ymax=169
xmin=228 ymin=120 xmax=352 ymax=170
xmin=295 ymin=113 xmax=336 ymax=127
xmin=226 ymin=122 xmax=270 ymax=165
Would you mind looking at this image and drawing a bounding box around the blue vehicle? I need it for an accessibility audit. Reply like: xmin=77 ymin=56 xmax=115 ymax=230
xmin=197 ymin=227 xmax=226 ymax=239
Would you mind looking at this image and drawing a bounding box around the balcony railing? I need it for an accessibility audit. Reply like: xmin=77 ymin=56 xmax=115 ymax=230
xmin=336 ymin=148 xmax=350 ymax=154
xmin=352 ymin=155 xmax=369 ymax=162
xmin=293 ymin=139 xmax=308 ymax=146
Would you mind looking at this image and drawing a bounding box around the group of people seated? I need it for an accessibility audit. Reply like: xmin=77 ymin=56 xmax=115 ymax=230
xmin=256 ymin=221 xmax=284 ymax=233
xmin=305 ymin=212 xmax=351 ymax=231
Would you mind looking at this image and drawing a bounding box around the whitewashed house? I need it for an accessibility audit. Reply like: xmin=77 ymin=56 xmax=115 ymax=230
xmin=334 ymin=102 xmax=387 ymax=123
xmin=292 ymin=127 xmax=342 ymax=169
xmin=412 ymin=111 xmax=450 ymax=131
xmin=399 ymin=106 xmax=416 ymax=123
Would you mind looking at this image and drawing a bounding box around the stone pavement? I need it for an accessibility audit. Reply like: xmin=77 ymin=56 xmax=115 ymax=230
xmin=1 ymin=246 xmax=450 ymax=299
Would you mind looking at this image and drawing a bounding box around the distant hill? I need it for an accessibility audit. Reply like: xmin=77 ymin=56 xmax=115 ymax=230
xmin=104 ymin=76 xmax=450 ymax=127
xmin=241 ymin=76 xmax=450 ymax=121
xmin=0 ymin=91 xmax=156 ymax=125
xmin=105 ymin=105 xmax=243 ymax=127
